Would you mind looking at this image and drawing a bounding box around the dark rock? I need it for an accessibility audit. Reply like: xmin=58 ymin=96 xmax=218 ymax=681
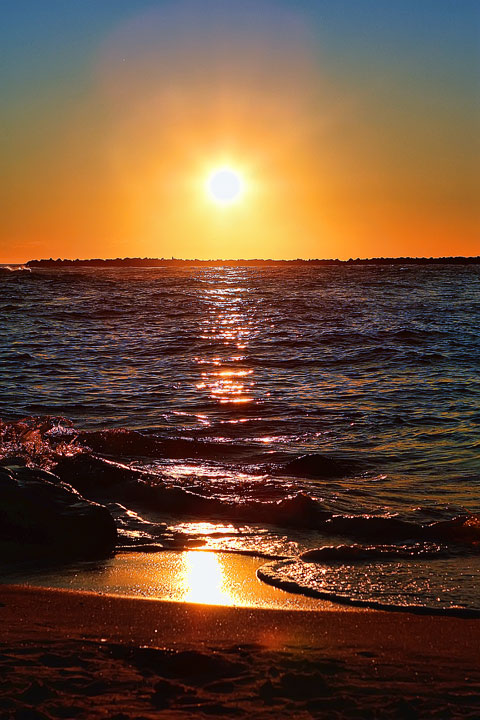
xmin=0 ymin=456 xmax=27 ymax=467
xmin=54 ymin=454 xmax=231 ymax=517
xmin=0 ymin=465 xmax=116 ymax=559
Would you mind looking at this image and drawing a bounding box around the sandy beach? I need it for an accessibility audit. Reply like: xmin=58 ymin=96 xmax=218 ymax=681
xmin=1 ymin=565 xmax=479 ymax=719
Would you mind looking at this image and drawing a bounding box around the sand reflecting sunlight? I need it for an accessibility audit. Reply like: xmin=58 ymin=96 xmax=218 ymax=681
xmin=2 ymin=551 xmax=327 ymax=610
xmin=182 ymin=551 xmax=233 ymax=605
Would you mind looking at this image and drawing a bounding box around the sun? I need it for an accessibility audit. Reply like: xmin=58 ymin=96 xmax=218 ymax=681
xmin=206 ymin=167 xmax=244 ymax=205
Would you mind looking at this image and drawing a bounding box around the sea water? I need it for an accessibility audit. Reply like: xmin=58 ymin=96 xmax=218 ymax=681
xmin=1 ymin=264 xmax=479 ymax=613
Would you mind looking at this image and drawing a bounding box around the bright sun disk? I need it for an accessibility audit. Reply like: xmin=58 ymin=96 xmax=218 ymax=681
xmin=206 ymin=168 xmax=244 ymax=205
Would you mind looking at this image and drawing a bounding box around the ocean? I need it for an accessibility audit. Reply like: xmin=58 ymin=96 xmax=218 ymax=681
xmin=1 ymin=263 xmax=479 ymax=613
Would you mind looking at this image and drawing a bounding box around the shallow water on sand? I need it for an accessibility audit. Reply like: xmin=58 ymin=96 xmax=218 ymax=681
xmin=1 ymin=551 xmax=332 ymax=611
xmin=1 ymin=264 xmax=479 ymax=612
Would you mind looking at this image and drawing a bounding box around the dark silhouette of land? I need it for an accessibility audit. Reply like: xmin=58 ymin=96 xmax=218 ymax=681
xmin=27 ymin=256 xmax=480 ymax=268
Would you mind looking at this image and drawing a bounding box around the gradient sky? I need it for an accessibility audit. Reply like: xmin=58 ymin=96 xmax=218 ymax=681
xmin=1 ymin=0 xmax=479 ymax=262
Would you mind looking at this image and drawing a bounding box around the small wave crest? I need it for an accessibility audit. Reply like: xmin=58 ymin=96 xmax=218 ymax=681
xmin=78 ymin=428 xmax=256 ymax=462
xmin=0 ymin=416 xmax=82 ymax=469
xmin=0 ymin=265 xmax=31 ymax=275
xmin=300 ymin=543 xmax=445 ymax=562
xmin=258 ymin=556 xmax=480 ymax=616
xmin=279 ymin=453 xmax=361 ymax=478
xmin=322 ymin=513 xmax=480 ymax=547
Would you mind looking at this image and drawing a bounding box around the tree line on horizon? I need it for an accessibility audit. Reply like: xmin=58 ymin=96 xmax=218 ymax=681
xmin=26 ymin=256 xmax=480 ymax=267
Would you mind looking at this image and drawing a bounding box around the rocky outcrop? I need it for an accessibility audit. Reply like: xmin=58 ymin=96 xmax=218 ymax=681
xmin=0 ymin=463 xmax=117 ymax=560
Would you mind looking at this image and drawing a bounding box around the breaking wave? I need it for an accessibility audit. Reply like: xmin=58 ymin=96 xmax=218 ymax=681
xmin=0 ymin=265 xmax=31 ymax=275
xmin=1 ymin=417 xmax=479 ymax=553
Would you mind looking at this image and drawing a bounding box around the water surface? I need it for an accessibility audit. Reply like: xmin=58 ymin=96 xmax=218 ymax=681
xmin=1 ymin=264 xmax=479 ymax=612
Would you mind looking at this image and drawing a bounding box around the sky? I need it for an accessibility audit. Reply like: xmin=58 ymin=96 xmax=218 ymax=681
xmin=1 ymin=0 xmax=479 ymax=262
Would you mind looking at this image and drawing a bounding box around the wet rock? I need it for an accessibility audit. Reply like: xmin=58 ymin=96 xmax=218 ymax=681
xmin=55 ymin=454 xmax=234 ymax=518
xmin=0 ymin=465 xmax=116 ymax=559
xmin=0 ymin=456 xmax=27 ymax=467
xmin=54 ymin=453 xmax=174 ymax=511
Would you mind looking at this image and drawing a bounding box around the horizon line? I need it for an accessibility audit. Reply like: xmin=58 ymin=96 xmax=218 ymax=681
xmin=23 ymin=255 xmax=480 ymax=266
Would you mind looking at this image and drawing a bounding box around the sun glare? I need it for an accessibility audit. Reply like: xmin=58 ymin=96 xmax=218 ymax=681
xmin=182 ymin=551 xmax=233 ymax=605
xmin=206 ymin=167 xmax=244 ymax=205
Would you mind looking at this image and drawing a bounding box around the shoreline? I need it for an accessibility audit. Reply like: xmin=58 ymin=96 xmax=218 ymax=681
xmin=1 ymin=583 xmax=479 ymax=718
xmin=4 ymin=547 xmax=479 ymax=619
xmin=0 ymin=550 xmax=338 ymax=613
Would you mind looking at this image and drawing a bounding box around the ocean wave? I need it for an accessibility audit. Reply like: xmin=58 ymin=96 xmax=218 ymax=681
xmin=0 ymin=265 xmax=31 ymax=275
xmin=78 ymin=428 xmax=262 ymax=462
xmin=322 ymin=513 xmax=480 ymax=547
xmin=0 ymin=418 xmax=255 ymax=465
xmin=1 ymin=417 xmax=479 ymax=550
xmin=300 ymin=543 xmax=446 ymax=562
xmin=279 ymin=453 xmax=361 ymax=478
xmin=257 ymin=555 xmax=480 ymax=616
xmin=53 ymin=453 xmax=331 ymax=529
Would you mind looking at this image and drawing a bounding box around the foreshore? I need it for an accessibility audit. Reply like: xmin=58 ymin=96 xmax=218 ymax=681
xmin=1 ymin=579 xmax=479 ymax=718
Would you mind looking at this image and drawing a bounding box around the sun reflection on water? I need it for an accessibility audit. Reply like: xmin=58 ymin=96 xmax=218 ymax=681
xmin=195 ymin=272 xmax=256 ymax=405
xmin=181 ymin=551 xmax=234 ymax=605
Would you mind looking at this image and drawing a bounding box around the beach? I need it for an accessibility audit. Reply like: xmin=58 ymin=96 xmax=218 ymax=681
xmin=1 ymin=578 xmax=480 ymax=719
xmin=0 ymin=586 xmax=480 ymax=720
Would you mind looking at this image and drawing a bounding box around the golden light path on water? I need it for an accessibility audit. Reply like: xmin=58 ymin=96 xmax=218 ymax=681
xmin=195 ymin=275 xmax=256 ymax=406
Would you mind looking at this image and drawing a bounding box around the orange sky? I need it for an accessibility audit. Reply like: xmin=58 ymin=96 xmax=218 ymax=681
xmin=2 ymin=1 xmax=479 ymax=262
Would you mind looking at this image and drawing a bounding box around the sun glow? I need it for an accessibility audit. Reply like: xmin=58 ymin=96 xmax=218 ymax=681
xmin=206 ymin=167 xmax=244 ymax=205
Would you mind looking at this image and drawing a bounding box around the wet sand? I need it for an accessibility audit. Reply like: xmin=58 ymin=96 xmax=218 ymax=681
xmin=0 ymin=550 xmax=338 ymax=611
xmin=1 ymin=576 xmax=480 ymax=719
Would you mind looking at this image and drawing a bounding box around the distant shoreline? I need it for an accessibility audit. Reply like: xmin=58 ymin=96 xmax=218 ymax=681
xmin=26 ymin=256 xmax=480 ymax=268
